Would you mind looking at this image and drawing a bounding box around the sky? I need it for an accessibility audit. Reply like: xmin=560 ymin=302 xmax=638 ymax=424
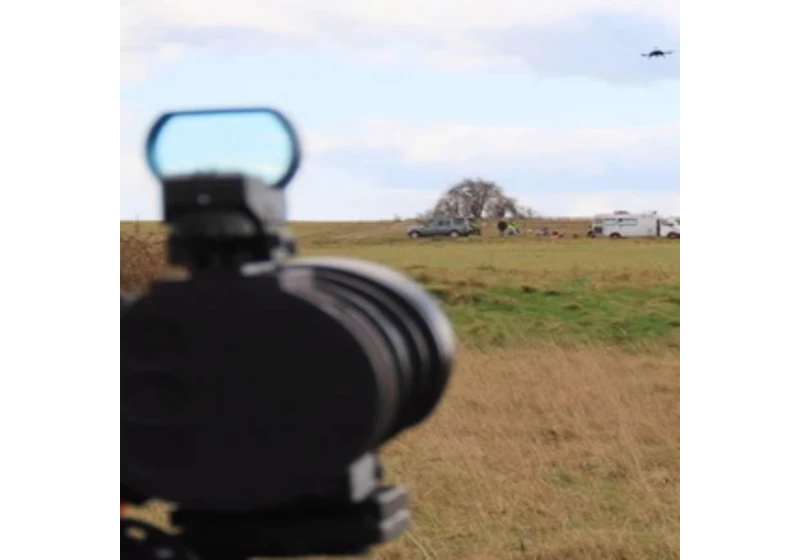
xmin=120 ymin=0 xmax=680 ymax=221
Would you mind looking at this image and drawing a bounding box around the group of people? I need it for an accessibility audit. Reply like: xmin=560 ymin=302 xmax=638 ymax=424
xmin=494 ymin=221 xmax=566 ymax=238
xmin=496 ymin=220 xmax=521 ymax=236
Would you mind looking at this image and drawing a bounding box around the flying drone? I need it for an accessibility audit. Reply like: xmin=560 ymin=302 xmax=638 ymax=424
xmin=642 ymin=48 xmax=674 ymax=58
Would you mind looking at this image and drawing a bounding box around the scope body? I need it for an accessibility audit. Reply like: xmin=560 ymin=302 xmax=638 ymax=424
xmin=122 ymin=117 xmax=456 ymax=558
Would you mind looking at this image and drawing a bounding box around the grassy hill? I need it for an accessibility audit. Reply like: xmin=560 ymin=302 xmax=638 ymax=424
xmin=121 ymin=219 xmax=678 ymax=350
xmin=121 ymin=220 xmax=679 ymax=560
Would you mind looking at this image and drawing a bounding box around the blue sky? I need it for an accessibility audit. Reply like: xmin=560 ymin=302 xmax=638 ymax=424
xmin=121 ymin=0 xmax=680 ymax=220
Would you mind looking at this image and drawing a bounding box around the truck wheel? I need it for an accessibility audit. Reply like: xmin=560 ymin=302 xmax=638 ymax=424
xmin=449 ymin=231 xmax=461 ymax=238
xmin=667 ymin=232 xmax=679 ymax=239
xmin=409 ymin=231 xmax=420 ymax=239
xmin=609 ymin=232 xmax=622 ymax=239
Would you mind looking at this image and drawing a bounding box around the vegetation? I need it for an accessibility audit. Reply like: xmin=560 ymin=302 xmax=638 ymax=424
xmin=419 ymin=178 xmax=536 ymax=220
xmin=121 ymin=219 xmax=679 ymax=560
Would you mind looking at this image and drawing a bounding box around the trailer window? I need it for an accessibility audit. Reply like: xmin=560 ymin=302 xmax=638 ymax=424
xmin=620 ymin=218 xmax=638 ymax=226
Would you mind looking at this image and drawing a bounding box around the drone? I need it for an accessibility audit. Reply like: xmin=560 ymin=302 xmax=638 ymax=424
xmin=642 ymin=48 xmax=675 ymax=58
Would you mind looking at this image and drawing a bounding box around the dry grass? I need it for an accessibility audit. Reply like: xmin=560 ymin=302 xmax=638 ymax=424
xmin=120 ymin=221 xmax=679 ymax=291
xmin=120 ymin=218 xmax=592 ymax=244
xmin=376 ymin=346 xmax=679 ymax=560
xmin=121 ymin=221 xmax=679 ymax=560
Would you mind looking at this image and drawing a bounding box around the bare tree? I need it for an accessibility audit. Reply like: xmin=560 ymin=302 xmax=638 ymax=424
xmin=517 ymin=204 xmax=540 ymax=219
xmin=429 ymin=178 xmax=533 ymax=219
xmin=415 ymin=208 xmax=436 ymax=221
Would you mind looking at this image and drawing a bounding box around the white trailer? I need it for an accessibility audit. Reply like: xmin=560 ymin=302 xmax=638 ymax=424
xmin=588 ymin=212 xmax=680 ymax=239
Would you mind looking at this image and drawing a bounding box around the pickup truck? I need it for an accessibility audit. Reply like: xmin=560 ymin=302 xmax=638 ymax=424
xmin=407 ymin=218 xmax=482 ymax=239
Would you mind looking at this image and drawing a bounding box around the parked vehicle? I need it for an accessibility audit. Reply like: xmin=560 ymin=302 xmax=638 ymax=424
xmin=660 ymin=217 xmax=680 ymax=238
xmin=587 ymin=212 xmax=680 ymax=239
xmin=407 ymin=217 xmax=482 ymax=239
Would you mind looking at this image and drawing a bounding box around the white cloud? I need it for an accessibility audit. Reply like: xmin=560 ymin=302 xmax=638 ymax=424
xmin=288 ymin=166 xmax=440 ymax=221
xmin=120 ymin=138 xmax=680 ymax=221
xmin=120 ymin=55 xmax=149 ymax=83
xmin=122 ymin=0 xmax=678 ymax=42
xmin=118 ymin=133 xmax=441 ymax=220
xmin=120 ymin=0 xmax=679 ymax=82
xmin=120 ymin=43 xmax=188 ymax=84
xmin=120 ymin=115 xmax=679 ymax=220
xmin=357 ymin=46 xmax=528 ymax=73
xmin=303 ymin=131 xmax=353 ymax=154
xmin=519 ymin=188 xmax=680 ymax=217
xmin=310 ymin=120 xmax=678 ymax=173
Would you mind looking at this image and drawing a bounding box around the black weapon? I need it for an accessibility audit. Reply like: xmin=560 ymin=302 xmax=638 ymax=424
xmin=121 ymin=108 xmax=456 ymax=559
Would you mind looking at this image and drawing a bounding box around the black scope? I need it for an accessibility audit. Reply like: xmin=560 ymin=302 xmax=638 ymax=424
xmin=121 ymin=108 xmax=456 ymax=558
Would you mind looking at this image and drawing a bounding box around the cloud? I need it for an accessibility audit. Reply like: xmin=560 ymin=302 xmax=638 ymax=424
xmin=288 ymin=165 xmax=441 ymax=220
xmin=118 ymin=146 xmax=441 ymax=221
xmin=519 ymin=188 xmax=680 ymax=217
xmin=298 ymin=120 xmax=679 ymax=218
xmin=121 ymin=112 xmax=679 ymax=220
xmin=120 ymin=44 xmax=187 ymax=84
xmin=120 ymin=0 xmax=679 ymax=83
xmin=477 ymin=12 xmax=680 ymax=84
xmin=306 ymin=120 xmax=679 ymax=174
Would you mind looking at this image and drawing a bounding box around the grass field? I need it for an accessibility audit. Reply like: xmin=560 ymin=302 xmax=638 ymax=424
xmin=121 ymin=219 xmax=680 ymax=560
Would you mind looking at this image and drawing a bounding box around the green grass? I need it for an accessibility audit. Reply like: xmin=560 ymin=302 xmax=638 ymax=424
xmin=121 ymin=220 xmax=680 ymax=350
xmin=436 ymin=282 xmax=680 ymax=349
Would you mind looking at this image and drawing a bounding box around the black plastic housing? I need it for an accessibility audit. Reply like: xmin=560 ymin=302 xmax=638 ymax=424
xmin=124 ymin=110 xmax=456 ymax=557
xmin=121 ymin=257 xmax=455 ymax=511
